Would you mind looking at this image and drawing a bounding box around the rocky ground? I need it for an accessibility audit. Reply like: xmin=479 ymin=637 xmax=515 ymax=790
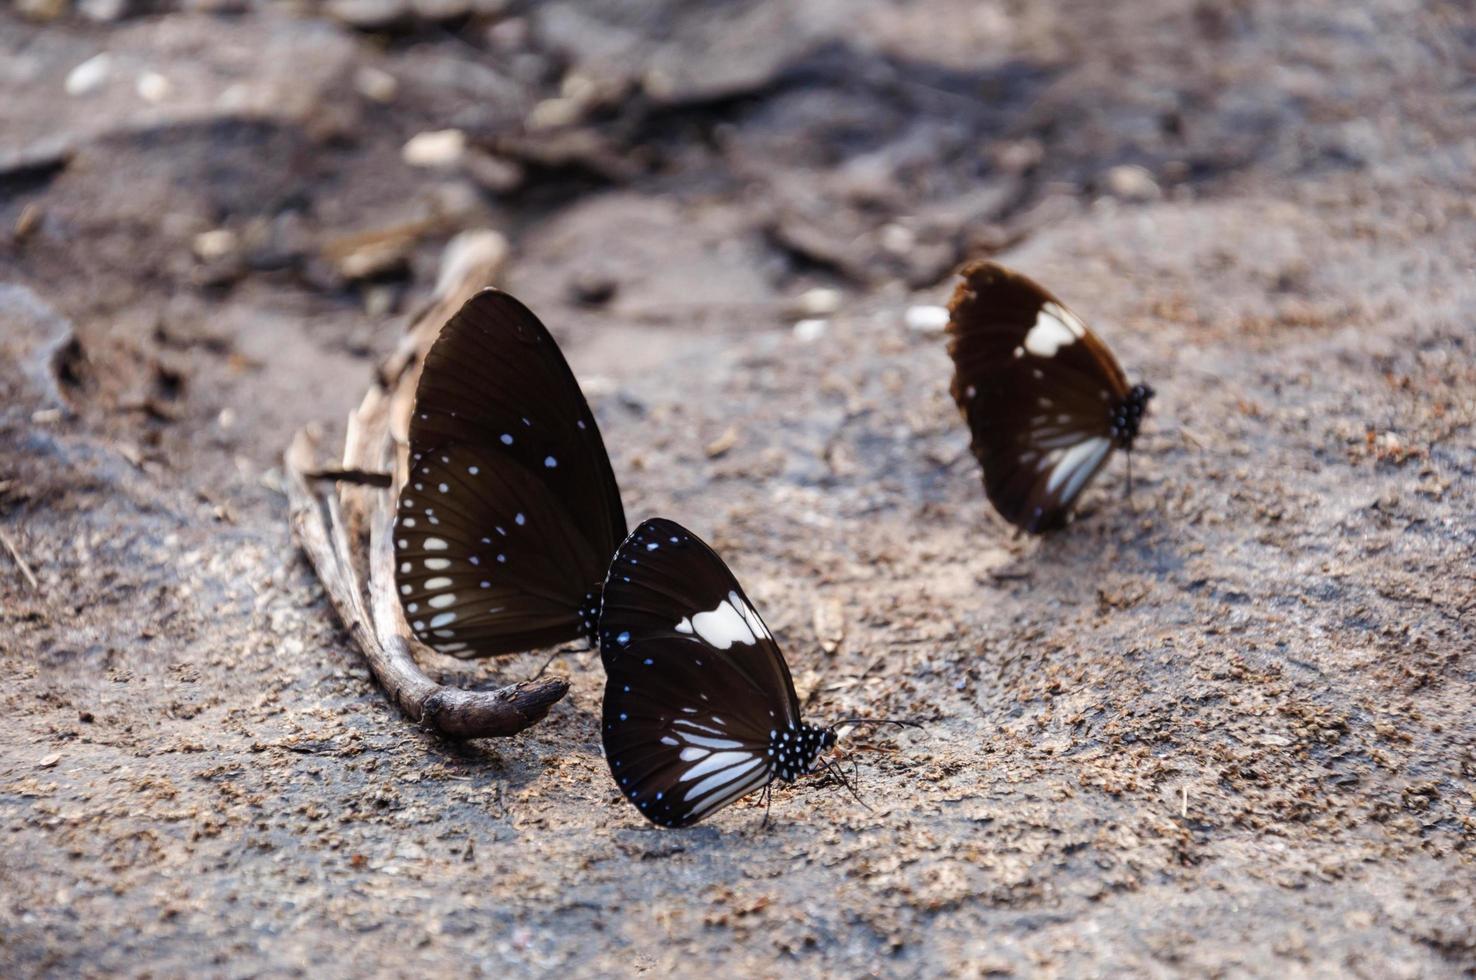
xmin=2 ymin=0 xmax=1473 ymax=976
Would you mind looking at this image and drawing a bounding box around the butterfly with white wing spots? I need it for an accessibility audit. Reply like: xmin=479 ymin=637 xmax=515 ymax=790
xmin=599 ymin=518 xmax=853 ymax=828
xmin=946 ymin=261 xmax=1154 ymax=534
xmin=394 ymin=289 xmax=626 ymax=658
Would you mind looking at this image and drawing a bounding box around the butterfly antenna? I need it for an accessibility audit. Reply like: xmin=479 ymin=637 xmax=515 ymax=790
xmin=529 ymin=643 xmax=588 ymax=680
xmin=830 ymin=718 xmax=926 ymax=733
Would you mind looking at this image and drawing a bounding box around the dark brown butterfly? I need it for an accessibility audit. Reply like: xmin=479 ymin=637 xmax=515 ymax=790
xmin=599 ymin=518 xmax=841 ymax=828
xmin=946 ymin=261 xmax=1153 ymax=533
xmin=394 ymin=290 xmax=626 ymax=657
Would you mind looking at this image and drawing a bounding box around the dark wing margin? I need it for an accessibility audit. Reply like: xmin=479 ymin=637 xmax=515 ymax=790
xmin=945 ymin=261 xmax=1128 ymax=533
xmin=599 ymin=518 xmax=799 ymax=827
xmin=394 ymin=289 xmax=625 ymax=656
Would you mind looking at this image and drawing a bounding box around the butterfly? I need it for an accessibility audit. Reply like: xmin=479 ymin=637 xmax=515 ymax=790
xmin=945 ymin=260 xmax=1153 ymax=533
xmin=598 ymin=517 xmax=855 ymax=828
xmin=394 ymin=289 xmax=626 ymax=657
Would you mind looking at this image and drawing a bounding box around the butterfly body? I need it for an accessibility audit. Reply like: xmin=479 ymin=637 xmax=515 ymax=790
xmin=946 ymin=261 xmax=1154 ymax=533
xmin=599 ymin=518 xmax=836 ymax=828
xmin=394 ymin=289 xmax=626 ymax=657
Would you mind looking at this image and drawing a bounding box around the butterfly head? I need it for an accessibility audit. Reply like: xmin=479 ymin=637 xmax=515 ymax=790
xmin=772 ymin=723 xmax=837 ymax=783
xmin=1110 ymin=383 xmax=1154 ymax=449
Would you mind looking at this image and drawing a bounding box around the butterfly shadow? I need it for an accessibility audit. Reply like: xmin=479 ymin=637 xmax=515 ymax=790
xmin=1025 ymin=471 xmax=1186 ymax=590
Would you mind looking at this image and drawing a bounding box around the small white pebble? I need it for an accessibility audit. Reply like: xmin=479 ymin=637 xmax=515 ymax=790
xmin=905 ymin=304 xmax=950 ymax=333
xmin=795 ymin=287 xmax=842 ymax=317
xmin=192 ymin=228 xmax=237 ymax=261
xmin=1104 ymin=164 xmax=1162 ymax=202
xmin=135 ymin=71 xmax=171 ymax=103
xmin=354 ymin=65 xmax=398 ymax=103
xmin=402 ymin=129 xmax=466 ymax=169
xmin=880 ymin=223 xmax=916 ymax=254
xmin=793 ymin=318 xmax=828 ymax=343
xmin=65 ymin=54 xmax=112 ymax=96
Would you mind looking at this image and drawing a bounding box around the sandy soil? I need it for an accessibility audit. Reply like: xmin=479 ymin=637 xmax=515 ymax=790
xmin=2 ymin=1 xmax=1473 ymax=976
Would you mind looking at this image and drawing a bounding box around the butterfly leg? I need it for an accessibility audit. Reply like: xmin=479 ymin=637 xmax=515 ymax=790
xmin=759 ymin=781 xmax=774 ymax=830
xmin=1125 ymin=450 xmax=1136 ymax=512
xmin=824 ymin=757 xmax=873 ymax=812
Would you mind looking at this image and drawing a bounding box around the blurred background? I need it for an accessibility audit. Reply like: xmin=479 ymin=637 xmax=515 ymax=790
xmin=2 ymin=1 xmax=1473 ymax=975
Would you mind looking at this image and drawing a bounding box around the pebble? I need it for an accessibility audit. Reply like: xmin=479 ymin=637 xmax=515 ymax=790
xmin=463 ymin=150 xmax=523 ymax=194
xmin=526 ymin=97 xmax=583 ymax=131
xmin=793 ymin=318 xmax=829 ymax=343
xmin=880 ymin=223 xmax=916 ymax=255
xmin=193 ymin=228 xmax=238 ymax=261
xmin=704 ymin=427 xmax=739 ymax=459
xmin=65 ymin=54 xmax=112 ymax=97
xmin=795 ymin=287 xmax=842 ymax=317
xmin=905 ymin=304 xmax=950 ymax=333
xmin=402 ymin=129 xmax=466 ymax=169
xmin=136 ymin=71 xmax=171 ymax=103
xmin=1104 ymin=164 xmax=1162 ymax=202
xmin=354 ymin=66 xmax=399 ymax=104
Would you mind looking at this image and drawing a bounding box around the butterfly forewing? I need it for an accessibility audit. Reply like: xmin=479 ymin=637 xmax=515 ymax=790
xmin=600 ymin=518 xmax=805 ymax=827
xmin=946 ymin=261 xmax=1135 ymax=533
xmin=394 ymin=289 xmax=625 ymax=656
xmin=410 ymin=289 xmax=626 ymax=556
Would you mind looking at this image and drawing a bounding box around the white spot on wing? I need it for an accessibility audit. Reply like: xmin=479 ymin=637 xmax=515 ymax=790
xmin=424 ymin=537 xmax=448 ymax=551
xmin=1024 ymin=302 xmax=1085 ymax=357
xmin=678 ymin=593 xmax=771 ymax=649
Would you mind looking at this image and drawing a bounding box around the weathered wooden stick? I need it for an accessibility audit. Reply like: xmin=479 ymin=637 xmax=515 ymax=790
xmin=285 ymin=432 xmax=566 ymax=738
xmin=284 ymin=230 xmax=567 ymax=739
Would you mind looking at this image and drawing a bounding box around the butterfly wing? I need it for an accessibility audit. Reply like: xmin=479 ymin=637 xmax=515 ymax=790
xmin=946 ymin=261 xmax=1131 ymax=533
xmin=395 ymin=289 xmax=625 ymax=657
xmin=600 ymin=518 xmax=801 ymax=828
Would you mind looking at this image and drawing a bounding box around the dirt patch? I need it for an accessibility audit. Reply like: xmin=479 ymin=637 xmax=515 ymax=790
xmin=2 ymin=1 xmax=1473 ymax=975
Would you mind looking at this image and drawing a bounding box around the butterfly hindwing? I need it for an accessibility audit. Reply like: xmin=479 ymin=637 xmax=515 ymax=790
xmin=601 ymin=518 xmax=825 ymax=828
xmin=946 ymin=261 xmax=1148 ymax=533
xmin=394 ymin=289 xmax=624 ymax=656
xmin=395 ymin=443 xmax=605 ymax=656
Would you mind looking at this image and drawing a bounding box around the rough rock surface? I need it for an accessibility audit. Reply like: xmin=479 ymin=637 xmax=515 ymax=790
xmin=1 ymin=1 xmax=1472 ymax=975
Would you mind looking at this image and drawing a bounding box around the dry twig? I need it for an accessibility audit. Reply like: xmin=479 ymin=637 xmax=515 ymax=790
xmin=0 ymin=527 xmax=39 ymax=591
xmin=285 ymin=231 xmax=568 ymax=739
